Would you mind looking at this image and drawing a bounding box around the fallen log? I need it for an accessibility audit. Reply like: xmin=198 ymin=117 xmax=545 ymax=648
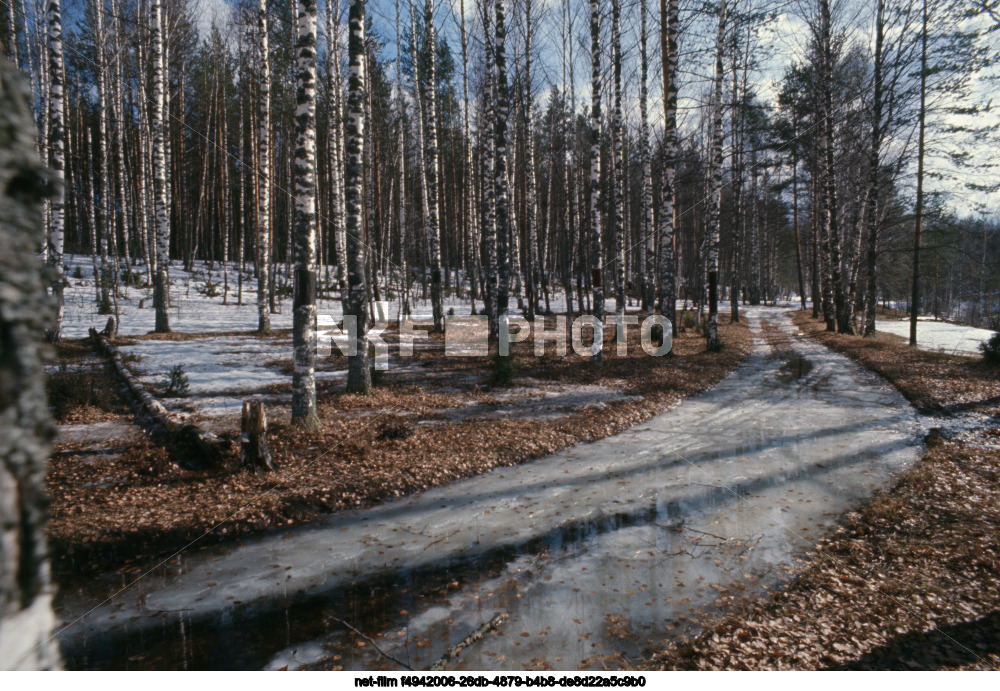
xmin=89 ymin=327 xmax=227 ymax=464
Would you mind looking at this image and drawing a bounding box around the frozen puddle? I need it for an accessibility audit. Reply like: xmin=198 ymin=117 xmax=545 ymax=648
xmin=55 ymin=307 xmax=923 ymax=670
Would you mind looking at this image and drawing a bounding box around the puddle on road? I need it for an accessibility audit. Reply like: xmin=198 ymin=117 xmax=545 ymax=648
xmin=60 ymin=442 xmax=910 ymax=671
xmin=56 ymin=309 xmax=923 ymax=670
xmin=777 ymin=355 xmax=813 ymax=384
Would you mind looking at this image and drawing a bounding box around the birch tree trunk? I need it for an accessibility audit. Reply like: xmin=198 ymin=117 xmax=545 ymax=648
xmin=345 ymin=0 xmax=371 ymax=393
xmin=706 ymin=0 xmax=726 ymax=352
xmin=327 ymin=0 xmax=348 ymax=300
xmin=0 ymin=55 xmax=60 ymax=671
xmin=481 ymin=0 xmax=499 ymax=340
xmin=291 ymin=0 xmax=320 ymax=427
xmin=493 ymin=0 xmax=511 ymax=324
xmin=151 ymin=0 xmax=171 ymax=333
xmin=459 ymin=0 xmax=477 ymax=315
xmin=863 ymin=1 xmax=886 ymax=337
xmin=640 ymin=0 xmax=655 ymax=316
xmin=611 ymin=0 xmax=625 ymax=323
xmin=818 ymin=0 xmax=850 ymax=333
xmin=424 ymin=0 xmax=444 ymax=332
xmin=588 ymin=0 xmax=604 ymax=364
xmin=523 ymin=0 xmax=539 ymax=321
xmin=256 ymin=0 xmax=272 ymax=334
xmin=395 ymin=0 xmax=410 ymax=317
xmin=44 ymin=0 xmax=65 ymax=342
xmin=658 ymin=0 xmax=678 ymax=339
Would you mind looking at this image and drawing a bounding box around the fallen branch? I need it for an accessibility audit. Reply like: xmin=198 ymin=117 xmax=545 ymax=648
xmin=89 ymin=327 xmax=226 ymax=463
xmin=430 ymin=613 xmax=508 ymax=671
xmin=330 ymin=617 xmax=413 ymax=671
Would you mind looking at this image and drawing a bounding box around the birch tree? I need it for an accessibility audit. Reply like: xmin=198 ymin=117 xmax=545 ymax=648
xmin=0 ymin=56 xmax=60 ymax=670
xmin=151 ymin=0 xmax=171 ymax=333
xmin=44 ymin=0 xmax=65 ymax=342
xmin=345 ymin=0 xmax=371 ymax=393
xmin=588 ymin=0 xmax=604 ymax=364
xmin=424 ymin=0 xmax=444 ymax=332
xmin=640 ymin=0 xmax=655 ymax=316
xmin=256 ymin=0 xmax=272 ymax=334
xmin=291 ymin=0 xmax=320 ymax=427
xmin=706 ymin=0 xmax=726 ymax=352
xmin=658 ymin=0 xmax=678 ymax=338
xmin=611 ymin=0 xmax=625 ymax=323
xmin=494 ymin=0 xmax=512 ymax=325
xmin=523 ymin=0 xmax=540 ymax=321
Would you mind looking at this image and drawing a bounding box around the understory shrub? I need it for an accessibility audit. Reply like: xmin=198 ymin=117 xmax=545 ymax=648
xmin=981 ymin=332 xmax=1000 ymax=365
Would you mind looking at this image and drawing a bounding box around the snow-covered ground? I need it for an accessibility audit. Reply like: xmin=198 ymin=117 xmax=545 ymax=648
xmin=876 ymin=317 xmax=994 ymax=356
xmin=59 ymin=255 xmax=603 ymax=339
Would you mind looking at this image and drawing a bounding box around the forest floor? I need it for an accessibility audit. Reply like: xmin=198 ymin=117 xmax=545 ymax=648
xmin=46 ymin=312 xmax=752 ymax=582
xmin=647 ymin=310 xmax=1000 ymax=670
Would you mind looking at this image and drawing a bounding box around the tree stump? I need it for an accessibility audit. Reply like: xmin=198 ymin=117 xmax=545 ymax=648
xmin=240 ymin=399 xmax=274 ymax=473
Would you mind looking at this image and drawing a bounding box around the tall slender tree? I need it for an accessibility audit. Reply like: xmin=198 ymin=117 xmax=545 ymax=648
xmin=640 ymin=0 xmax=655 ymax=316
xmin=424 ymin=0 xmax=444 ymax=332
xmin=611 ymin=0 xmax=625 ymax=323
xmin=256 ymin=0 xmax=272 ymax=334
xmin=44 ymin=0 xmax=65 ymax=341
xmin=706 ymin=0 xmax=727 ymax=352
xmin=588 ymin=0 xmax=604 ymax=364
xmin=494 ymin=0 xmax=511 ymax=325
xmin=291 ymin=0 xmax=320 ymax=428
xmin=523 ymin=0 xmax=540 ymax=320
xmin=151 ymin=0 xmax=171 ymax=333
xmin=345 ymin=0 xmax=371 ymax=393
xmin=658 ymin=0 xmax=678 ymax=338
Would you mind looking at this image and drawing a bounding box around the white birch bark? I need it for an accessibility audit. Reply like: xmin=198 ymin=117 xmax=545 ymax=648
xmin=256 ymin=0 xmax=272 ymax=334
xmin=151 ymin=0 xmax=171 ymax=333
xmin=459 ymin=0 xmax=476 ymax=315
xmin=424 ymin=0 xmax=444 ymax=332
xmin=640 ymin=0 xmax=655 ymax=315
xmin=706 ymin=0 xmax=726 ymax=351
xmin=523 ymin=0 xmax=539 ymax=320
xmin=588 ymin=0 xmax=604 ymax=364
xmin=493 ymin=0 xmax=511 ymax=323
xmin=658 ymin=0 xmax=678 ymax=338
xmin=292 ymin=0 xmax=321 ymax=426
xmin=611 ymin=0 xmax=625 ymax=322
xmin=44 ymin=0 xmax=65 ymax=341
xmin=345 ymin=0 xmax=371 ymax=392
xmin=481 ymin=0 xmax=499 ymax=340
xmin=0 ymin=56 xmax=61 ymax=670
xmin=326 ymin=0 xmax=347 ymax=297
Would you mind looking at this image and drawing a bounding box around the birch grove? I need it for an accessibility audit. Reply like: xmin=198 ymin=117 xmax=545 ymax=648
xmin=2 ymin=0 xmax=991 ymax=429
